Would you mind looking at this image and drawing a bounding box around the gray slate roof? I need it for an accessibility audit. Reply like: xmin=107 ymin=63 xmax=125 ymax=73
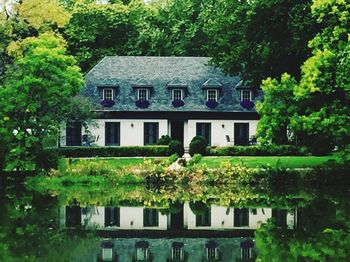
xmin=83 ymin=56 xmax=262 ymax=112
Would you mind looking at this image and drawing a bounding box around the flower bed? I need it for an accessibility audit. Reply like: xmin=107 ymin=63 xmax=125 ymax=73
xmin=135 ymin=100 xmax=150 ymax=108
xmin=100 ymin=99 xmax=115 ymax=107
xmin=172 ymin=100 xmax=185 ymax=107
xmin=206 ymin=100 xmax=218 ymax=108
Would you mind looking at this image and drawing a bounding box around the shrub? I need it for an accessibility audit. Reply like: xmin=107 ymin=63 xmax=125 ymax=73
xmin=207 ymin=145 xmax=308 ymax=156
xmin=169 ymin=140 xmax=184 ymax=156
xmin=186 ymin=153 xmax=202 ymax=167
xmin=47 ymin=146 xmax=170 ymax=158
xmin=157 ymin=135 xmax=172 ymax=145
xmin=189 ymin=136 xmax=207 ymax=156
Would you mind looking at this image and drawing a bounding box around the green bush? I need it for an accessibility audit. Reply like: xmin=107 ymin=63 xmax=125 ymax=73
xmin=46 ymin=146 xmax=170 ymax=158
xmin=207 ymin=145 xmax=308 ymax=156
xmin=189 ymin=136 xmax=207 ymax=156
xmin=157 ymin=135 xmax=172 ymax=145
xmin=168 ymin=140 xmax=184 ymax=156
xmin=187 ymin=154 xmax=202 ymax=167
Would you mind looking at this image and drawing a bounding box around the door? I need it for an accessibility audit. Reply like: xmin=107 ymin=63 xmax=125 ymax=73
xmin=171 ymin=121 xmax=184 ymax=144
xmin=105 ymin=122 xmax=120 ymax=146
xmin=66 ymin=206 xmax=81 ymax=227
xmin=234 ymin=123 xmax=249 ymax=146
xmin=196 ymin=123 xmax=211 ymax=146
xmin=66 ymin=121 xmax=82 ymax=146
xmin=144 ymin=123 xmax=159 ymax=145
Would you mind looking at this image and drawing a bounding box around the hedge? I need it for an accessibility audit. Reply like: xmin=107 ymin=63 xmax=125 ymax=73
xmin=46 ymin=146 xmax=170 ymax=158
xmin=207 ymin=145 xmax=309 ymax=156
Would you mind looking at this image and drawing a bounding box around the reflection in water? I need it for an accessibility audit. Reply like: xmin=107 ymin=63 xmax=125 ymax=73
xmin=0 ymin=176 xmax=350 ymax=261
xmin=61 ymin=204 xmax=296 ymax=231
xmin=94 ymin=237 xmax=256 ymax=262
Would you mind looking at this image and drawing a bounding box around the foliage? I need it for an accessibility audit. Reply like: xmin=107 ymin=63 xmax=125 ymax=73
xmin=1 ymin=32 xmax=83 ymax=170
xmin=189 ymin=136 xmax=207 ymax=156
xmin=257 ymin=0 xmax=350 ymax=153
xmin=186 ymin=153 xmax=202 ymax=167
xmin=49 ymin=145 xmax=170 ymax=157
xmin=168 ymin=140 xmax=184 ymax=156
xmin=256 ymin=74 xmax=297 ymax=145
xmin=207 ymin=145 xmax=308 ymax=156
xmin=201 ymin=0 xmax=319 ymax=86
xmin=18 ymin=0 xmax=70 ymax=31
xmin=157 ymin=135 xmax=172 ymax=145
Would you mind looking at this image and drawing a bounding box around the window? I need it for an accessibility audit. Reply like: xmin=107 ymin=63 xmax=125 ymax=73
xmin=196 ymin=123 xmax=211 ymax=146
xmin=172 ymin=89 xmax=183 ymax=101
xmin=138 ymin=88 xmax=149 ymax=101
xmin=105 ymin=122 xmax=120 ymax=146
xmin=196 ymin=207 xmax=211 ymax=226
xmin=234 ymin=123 xmax=249 ymax=146
xmin=144 ymin=123 xmax=159 ymax=145
xmin=143 ymin=208 xmax=159 ymax=227
xmin=207 ymin=89 xmax=218 ymax=101
xmin=272 ymin=209 xmax=288 ymax=227
xmin=103 ymin=88 xmax=113 ymax=101
xmin=172 ymin=243 xmax=184 ymax=261
xmin=240 ymin=90 xmax=251 ymax=101
xmin=104 ymin=207 xmax=120 ymax=227
xmin=234 ymin=208 xmax=249 ymax=227
xmin=241 ymin=247 xmax=253 ymax=259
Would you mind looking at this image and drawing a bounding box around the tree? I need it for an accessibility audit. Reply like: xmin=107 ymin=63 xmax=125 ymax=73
xmin=257 ymin=0 xmax=350 ymax=153
xmin=64 ymin=1 xmax=143 ymax=71
xmin=201 ymin=0 xmax=319 ymax=86
xmin=1 ymin=32 xmax=83 ymax=170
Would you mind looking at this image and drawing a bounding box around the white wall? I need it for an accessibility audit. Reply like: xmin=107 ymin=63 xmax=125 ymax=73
xmin=186 ymin=120 xmax=258 ymax=147
xmin=185 ymin=204 xmax=272 ymax=230
xmin=61 ymin=119 xmax=258 ymax=147
xmin=119 ymin=207 xmax=167 ymax=230
xmin=81 ymin=206 xmax=105 ymax=227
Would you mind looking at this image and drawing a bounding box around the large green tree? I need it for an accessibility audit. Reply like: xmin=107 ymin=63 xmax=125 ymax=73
xmin=257 ymin=0 xmax=349 ymax=153
xmin=201 ymin=0 xmax=319 ymax=85
xmin=1 ymin=32 xmax=83 ymax=170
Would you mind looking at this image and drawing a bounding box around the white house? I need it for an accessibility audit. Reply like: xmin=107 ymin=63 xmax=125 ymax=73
xmin=60 ymin=56 xmax=262 ymax=148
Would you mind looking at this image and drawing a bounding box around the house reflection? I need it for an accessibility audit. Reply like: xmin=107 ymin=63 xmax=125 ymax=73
xmin=92 ymin=238 xmax=258 ymax=262
xmin=60 ymin=202 xmax=297 ymax=230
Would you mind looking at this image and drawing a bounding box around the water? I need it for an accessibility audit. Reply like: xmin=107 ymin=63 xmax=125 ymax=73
xmin=0 ymin=175 xmax=349 ymax=262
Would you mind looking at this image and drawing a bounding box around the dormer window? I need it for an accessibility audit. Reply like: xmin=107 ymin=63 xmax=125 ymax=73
xmin=103 ymin=88 xmax=113 ymax=101
xmin=172 ymin=89 xmax=183 ymax=101
xmin=207 ymin=89 xmax=218 ymax=102
xmin=138 ymin=88 xmax=149 ymax=101
xmin=240 ymin=90 xmax=251 ymax=102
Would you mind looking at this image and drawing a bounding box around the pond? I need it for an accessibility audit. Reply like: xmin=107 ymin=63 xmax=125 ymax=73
xmin=0 ymin=172 xmax=349 ymax=262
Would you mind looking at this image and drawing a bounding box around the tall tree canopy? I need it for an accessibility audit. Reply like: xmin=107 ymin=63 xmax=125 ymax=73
xmin=201 ymin=0 xmax=319 ymax=85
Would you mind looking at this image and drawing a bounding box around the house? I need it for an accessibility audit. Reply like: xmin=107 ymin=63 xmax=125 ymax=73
xmin=60 ymin=56 xmax=262 ymax=147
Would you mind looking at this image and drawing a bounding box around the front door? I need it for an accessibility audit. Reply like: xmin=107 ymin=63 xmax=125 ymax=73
xmin=105 ymin=122 xmax=120 ymax=146
xmin=171 ymin=121 xmax=184 ymax=144
xmin=234 ymin=123 xmax=249 ymax=146
xmin=170 ymin=203 xmax=184 ymax=230
xmin=66 ymin=121 xmax=82 ymax=146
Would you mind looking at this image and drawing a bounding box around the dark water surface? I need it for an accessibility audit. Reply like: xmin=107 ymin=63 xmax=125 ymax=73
xmin=0 ymin=175 xmax=349 ymax=262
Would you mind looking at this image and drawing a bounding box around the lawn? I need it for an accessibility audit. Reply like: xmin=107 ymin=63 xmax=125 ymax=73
xmin=197 ymin=156 xmax=338 ymax=169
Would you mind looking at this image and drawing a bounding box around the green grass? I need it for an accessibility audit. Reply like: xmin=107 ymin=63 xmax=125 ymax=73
xmin=62 ymin=157 xmax=154 ymax=169
xmin=197 ymin=156 xmax=339 ymax=169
